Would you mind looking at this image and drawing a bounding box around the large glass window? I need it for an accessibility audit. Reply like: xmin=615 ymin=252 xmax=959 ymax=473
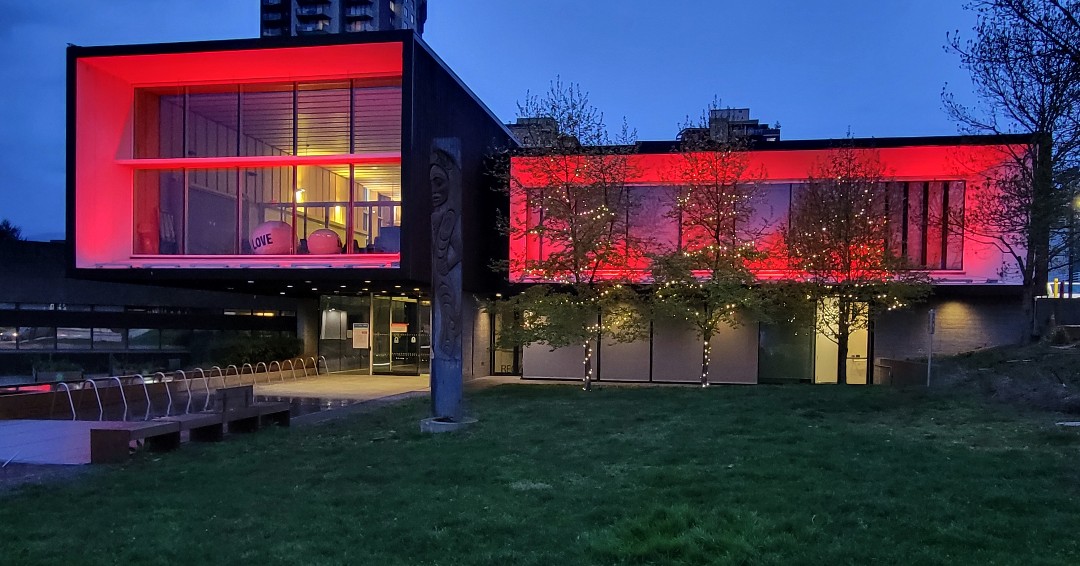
xmin=132 ymin=80 xmax=403 ymax=262
xmin=17 ymin=327 xmax=55 ymax=350
xmin=884 ymin=181 xmax=964 ymax=270
xmin=129 ymin=329 xmax=161 ymax=350
xmin=0 ymin=327 xmax=16 ymax=350
xmin=57 ymin=328 xmax=92 ymax=350
xmin=93 ymin=328 xmax=126 ymax=350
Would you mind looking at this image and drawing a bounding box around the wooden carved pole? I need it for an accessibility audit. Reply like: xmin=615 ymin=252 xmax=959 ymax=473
xmin=430 ymin=138 xmax=463 ymax=421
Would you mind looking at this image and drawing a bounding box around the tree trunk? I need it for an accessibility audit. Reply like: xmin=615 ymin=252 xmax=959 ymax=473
xmin=1025 ymin=133 xmax=1055 ymax=343
xmin=582 ymin=339 xmax=593 ymax=391
xmin=836 ymin=301 xmax=849 ymax=385
xmin=1021 ymin=284 xmax=1037 ymax=344
xmin=700 ymin=333 xmax=712 ymax=388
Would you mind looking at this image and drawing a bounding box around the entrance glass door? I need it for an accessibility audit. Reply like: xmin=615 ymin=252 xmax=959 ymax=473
xmin=371 ymin=295 xmax=430 ymax=375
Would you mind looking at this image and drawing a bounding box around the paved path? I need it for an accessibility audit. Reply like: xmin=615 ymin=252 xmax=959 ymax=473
xmin=255 ymin=373 xmax=429 ymax=401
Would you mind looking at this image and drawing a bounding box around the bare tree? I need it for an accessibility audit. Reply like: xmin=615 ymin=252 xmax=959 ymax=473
xmin=945 ymin=0 xmax=1080 ymax=338
xmin=979 ymin=0 xmax=1080 ymax=63
xmin=784 ymin=147 xmax=931 ymax=384
xmin=649 ymin=104 xmax=770 ymax=386
xmin=495 ymin=78 xmax=646 ymax=390
xmin=0 ymin=219 xmax=23 ymax=242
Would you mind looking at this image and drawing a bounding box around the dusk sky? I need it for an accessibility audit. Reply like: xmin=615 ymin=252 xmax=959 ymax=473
xmin=0 ymin=0 xmax=983 ymax=239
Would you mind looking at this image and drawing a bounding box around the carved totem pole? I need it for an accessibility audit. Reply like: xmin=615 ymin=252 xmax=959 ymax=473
xmin=429 ymin=138 xmax=463 ymax=421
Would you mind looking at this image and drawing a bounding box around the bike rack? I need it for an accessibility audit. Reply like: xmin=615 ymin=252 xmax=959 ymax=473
xmin=132 ymin=375 xmax=152 ymax=421
xmin=269 ymin=361 xmax=283 ymax=383
xmin=81 ymin=379 xmax=104 ymax=421
xmin=285 ymin=359 xmax=297 ymax=380
xmin=54 ymin=382 xmax=76 ymax=421
xmin=254 ymin=362 xmax=268 ymax=384
xmin=241 ymin=363 xmax=254 ymax=386
xmin=209 ymin=366 xmax=226 ymax=390
xmin=174 ymin=369 xmax=193 ymax=414
xmin=309 ymin=356 xmax=318 ymax=376
xmin=193 ymin=368 xmax=211 ymax=411
xmin=104 ymin=377 xmax=128 ymax=421
xmin=318 ymin=355 xmax=328 ymax=375
xmin=226 ymin=365 xmax=239 ymax=387
xmin=297 ymin=358 xmax=308 ymax=378
xmin=154 ymin=372 xmax=172 ymax=416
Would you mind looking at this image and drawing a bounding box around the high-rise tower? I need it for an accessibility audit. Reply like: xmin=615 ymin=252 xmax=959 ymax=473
xmin=260 ymin=0 xmax=427 ymax=37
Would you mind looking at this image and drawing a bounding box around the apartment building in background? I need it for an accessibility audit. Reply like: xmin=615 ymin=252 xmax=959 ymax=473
xmin=260 ymin=0 xmax=427 ymax=37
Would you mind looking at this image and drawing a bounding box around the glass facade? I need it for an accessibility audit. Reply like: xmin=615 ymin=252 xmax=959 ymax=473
xmin=132 ymin=80 xmax=402 ymax=261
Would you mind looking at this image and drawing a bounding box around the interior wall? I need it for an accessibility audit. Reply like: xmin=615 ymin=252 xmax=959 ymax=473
xmin=75 ymin=62 xmax=134 ymax=267
xmin=296 ymin=298 xmax=320 ymax=357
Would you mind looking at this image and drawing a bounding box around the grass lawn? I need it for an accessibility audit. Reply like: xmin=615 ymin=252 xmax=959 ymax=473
xmin=3 ymin=383 xmax=1080 ymax=565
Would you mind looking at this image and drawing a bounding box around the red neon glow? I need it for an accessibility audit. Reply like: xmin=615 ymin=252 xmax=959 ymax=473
xmin=74 ymin=42 xmax=404 ymax=269
xmin=118 ymin=153 xmax=401 ymax=170
xmin=509 ymin=143 xmax=1027 ymax=285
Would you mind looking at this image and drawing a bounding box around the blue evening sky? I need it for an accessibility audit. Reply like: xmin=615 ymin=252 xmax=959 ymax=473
xmin=0 ymin=0 xmax=981 ymax=239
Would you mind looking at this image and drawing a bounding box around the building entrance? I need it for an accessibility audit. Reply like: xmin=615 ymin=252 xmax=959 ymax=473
xmin=371 ymin=296 xmax=430 ymax=375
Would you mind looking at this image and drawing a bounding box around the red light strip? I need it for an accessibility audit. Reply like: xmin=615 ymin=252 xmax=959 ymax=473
xmin=116 ymin=153 xmax=401 ymax=170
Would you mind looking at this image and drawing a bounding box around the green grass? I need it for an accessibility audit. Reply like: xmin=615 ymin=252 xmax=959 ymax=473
xmin=4 ymin=384 xmax=1080 ymax=565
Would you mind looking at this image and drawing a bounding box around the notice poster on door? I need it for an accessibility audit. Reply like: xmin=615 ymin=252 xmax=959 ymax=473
xmin=352 ymin=323 xmax=370 ymax=349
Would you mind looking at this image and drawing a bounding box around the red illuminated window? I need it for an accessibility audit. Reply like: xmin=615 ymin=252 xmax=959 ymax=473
xmin=131 ymin=80 xmax=402 ymax=259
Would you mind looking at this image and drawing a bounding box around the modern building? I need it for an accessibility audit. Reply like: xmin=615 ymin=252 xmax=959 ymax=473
xmin=510 ymin=135 xmax=1032 ymax=384
xmin=675 ymin=108 xmax=781 ymax=143
xmin=0 ymin=240 xmax=299 ymax=379
xmin=260 ymin=0 xmax=427 ymax=38
xmin=67 ymin=31 xmax=513 ymax=377
xmin=66 ymin=32 xmax=1037 ymax=386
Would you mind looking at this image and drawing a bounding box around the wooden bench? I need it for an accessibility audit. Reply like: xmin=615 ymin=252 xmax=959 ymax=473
xmin=90 ymin=421 xmax=181 ymax=464
xmin=159 ymin=412 xmax=225 ymax=442
xmin=215 ymin=385 xmax=290 ymax=432
xmin=255 ymin=401 xmax=291 ymax=428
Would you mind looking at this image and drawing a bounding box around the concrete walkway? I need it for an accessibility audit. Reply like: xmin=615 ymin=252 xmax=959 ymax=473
xmin=255 ymin=373 xmax=429 ymax=401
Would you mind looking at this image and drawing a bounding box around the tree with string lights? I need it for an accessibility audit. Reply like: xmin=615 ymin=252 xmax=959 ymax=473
xmin=649 ymin=106 xmax=770 ymax=386
xmin=493 ymin=78 xmax=646 ymax=391
xmin=783 ymin=146 xmax=931 ymax=384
